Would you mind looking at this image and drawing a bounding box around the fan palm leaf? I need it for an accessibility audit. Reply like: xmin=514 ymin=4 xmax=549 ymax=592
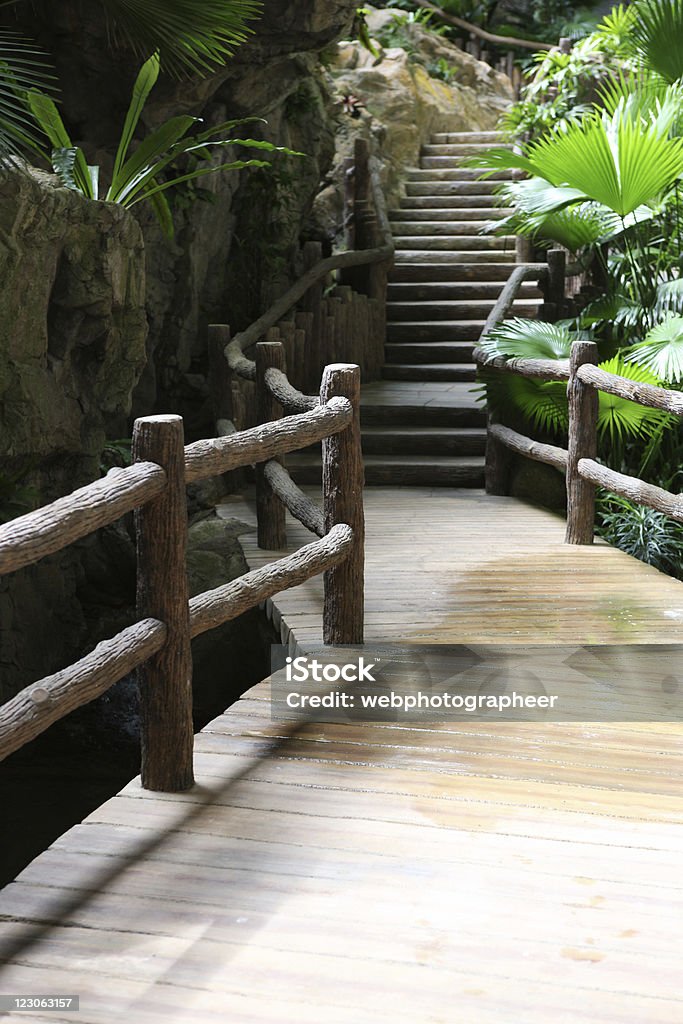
xmin=479 ymin=318 xmax=579 ymax=361
xmin=631 ymin=0 xmax=683 ymax=85
xmin=96 ymin=0 xmax=263 ymax=77
xmin=597 ymin=356 xmax=671 ymax=442
xmin=626 ymin=315 xmax=683 ymax=381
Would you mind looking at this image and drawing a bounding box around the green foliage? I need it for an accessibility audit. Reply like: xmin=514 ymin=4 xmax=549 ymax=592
xmin=94 ymin=0 xmax=263 ymax=78
xmin=27 ymin=54 xmax=301 ymax=238
xmin=355 ymin=8 xmax=381 ymax=58
xmin=426 ymin=57 xmax=456 ymax=83
xmin=626 ymin=315 xmax=683 ymax=382
xmin=597 ymin=492 xmax=683 ymax=577
xmin=631 ymin=0 xmax=683 ymax=85
xmin=0 ymin=30 xmax=56 ymax=160
xmin=480 ymin=317 xmax=575 ymax=359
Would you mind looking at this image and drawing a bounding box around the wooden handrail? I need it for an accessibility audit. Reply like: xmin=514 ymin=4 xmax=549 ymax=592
xmin=1 ymin=141 xmax=372 ymax=790
xmin=189 ymin=523 xmax=353 ymax=638
xmin=578 ymin=460 xmax=683 ymax=522
xmin=223 ymin=151 xmax=394 ymax=382
xmin=412 ymin=0 xmax=553 ymax=51
xmin=488 ymin=424 xmax=568 ymax=470
xmin=576 ymin=364 xmax=683 ymax=417
xmin=0 ymin=619 xmax=167 ymax=762
xmin=0 ymin=462 xmax=166 ymax=577
xmin=264 ymin=460 xmax=325 ymax=537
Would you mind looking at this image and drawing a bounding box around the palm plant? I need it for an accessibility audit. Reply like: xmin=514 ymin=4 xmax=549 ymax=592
xmin=0 ymin=29 xmax=56 ymax=157
xmin=631 ymin=0 xmax=683 ymax=85
xmin=26 ymin=53 xmax=298 ymax=237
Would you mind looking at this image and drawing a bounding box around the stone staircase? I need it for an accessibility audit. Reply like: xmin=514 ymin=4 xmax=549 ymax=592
xmin=364 ymin=128 xmax=541 ymax=486
xmin=290 ymin=129 xmax=542 ymax=487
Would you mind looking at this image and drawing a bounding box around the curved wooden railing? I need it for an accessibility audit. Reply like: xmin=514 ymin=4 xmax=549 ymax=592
xmin=475 ymin=258 xmax=683 ymax=544
xmin=218 ymin=137 xmax=394 ymax=388
xmin=0 ymin=360 xmax=364 ymax=789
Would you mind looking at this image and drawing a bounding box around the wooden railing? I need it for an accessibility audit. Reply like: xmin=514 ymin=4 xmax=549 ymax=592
xmin=0 ymin=363 xmax=363 ymax=789
xmin=0 ymin=136 xmax=390 ymax=792
xmin=211 ymin=136 xmax=394 ymax=427
xmin=411 ymin=0 xmax=562 ymax=96
xmin=475 ymin=256 xmax=683 ymax=544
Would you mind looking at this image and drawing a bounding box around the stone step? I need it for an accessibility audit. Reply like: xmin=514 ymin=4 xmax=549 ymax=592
xmin=387 ymin=280 xmax=541 ymax=299
xmin=288 ymin=454 xmax=485 ymax=488
xmin=381 ymin=363 xmax=476 ymax=382
xmin=360 ymin=382 xmax=484 ymax=427
xmin=405 ymin=181 xmax=506 ymax=196
xmin=400 ymin=194 xmax=507 ymax=209
xmin=390 ymin=207 xmax=507 ymax=222
xmin=389 ymin=261 xmax=518 ymax=281
xmin=422 ymin=143 xmax=512 ymax=157
xmin=394 ymin=235 xmax=515 ymax=251
xmin=406 ymin=168 xmax=513 ymax=182
xmin=363 ymin=426 xmax=485 ymax=455
xmin=385 ymin=341 xmax=477 ymax=363
xmin=390 ymin=220 xmax=503 ymax=236
xmin=387 ymin=298 xmax=540 ymax=321
xmin=387 ymin=320 xmax=486 ymax=342
xmin=431 ymin=131 xmax=504 ymax=144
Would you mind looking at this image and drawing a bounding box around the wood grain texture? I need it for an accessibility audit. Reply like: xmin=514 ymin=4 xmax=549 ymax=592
xmin=474 ymin=349 xmax=570 ymax=381
xmin=566 ymin=341 xmax=599 ymax=544
xmin=489 ymin=422 xmax=568 ymax=470
xmin=263 ymin=461 xmax=325 ymax=537
xmin=133 ymin=415 xmax=194 ymax=793
xmin=579 ymin=459 xmax=683 ymax=521
xmin=321 ymin=364 xmax=365 ymax=644
xmin=263 ymin=367 xmax=318 ymax=413
xmin=2 ymin=488 xmax=682 ymax=1024
xmin=0 ymin=462 xmax=165 ymax=576
xmin=184 ymin=399 xmax=352 ymax=483
xmin=189 ymin=523 xmax=353 ymax=638
xmin=0 ymin=619 xmax=166 ymax=762
xmin=577 ymin=363 xmax=683 ymax=416
xmin=256 ymin=343 xmax=288 ymax=551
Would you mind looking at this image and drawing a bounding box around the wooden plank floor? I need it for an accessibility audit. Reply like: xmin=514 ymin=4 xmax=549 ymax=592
xmin=1 ymin=489 xmax=682 ymax=1023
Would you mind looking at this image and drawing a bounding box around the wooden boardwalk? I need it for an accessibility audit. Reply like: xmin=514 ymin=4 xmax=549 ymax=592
xmin=1 ymin=489 xmax=682 ymax=1023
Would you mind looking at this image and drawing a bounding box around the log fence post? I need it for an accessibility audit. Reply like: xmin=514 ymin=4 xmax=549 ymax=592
xmin=255 ymin=340 xmax=288 ymax=549
xmin=545 ymin=247 xmax=566 ymax=320
xmin=565 ymin=340 xmax=599 ymax=544
xmin=320 ymin=363 xmax=365 ymax=644
xmin=133 ymin=414 xmax=194 ymax=792
xmin=485 ymin=412 xmax=511 ymax=495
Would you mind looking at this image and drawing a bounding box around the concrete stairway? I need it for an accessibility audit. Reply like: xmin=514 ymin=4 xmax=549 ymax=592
xmin=364 ymin=128 xmax=541 ymax=486
xmin=289 ymin=130 xmax=542 ymax=487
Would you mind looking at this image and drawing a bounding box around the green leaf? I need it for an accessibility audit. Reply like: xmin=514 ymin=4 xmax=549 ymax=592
xmin=125 ymin=157 xmax=271 ymax=206
xmin=96 ymin=0 xmax=263 ymax=78
xmin=626 ymin=315 xmax=683 ymax=382
xmin=108 ymin=114 xmax=196 ymax=202
xmin=0 ymin=29 xmax=56 ymax=159
xmin=632 ymin=0 xmax=683 ymax=84
xmin=480 ymin=318 xmax=576 ymax=360
xmin=147 ymin=186 xmax=175 ymax=239
xmin=597 ymin=355 xmax=671 ymax=442
xmin=111 ymin=52 xmax=160 ymax=185
xmin=28 ymin=90 xmax=95 ymax=196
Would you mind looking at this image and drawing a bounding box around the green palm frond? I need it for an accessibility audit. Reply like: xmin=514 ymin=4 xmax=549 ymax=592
xmin=597 ymin=355 xmax=670 ymax=442
xmin=480 ymin=318 xmax=577 ymax=361
xmin=0 ymin=29 xmax=55 ymax=159
xmin=596 ymin=71 xmax=683 ymax=134
xmin=97 ymin=0 xmax=263 ymax=77
xmin=506 ymin=376 xmax=569 ymax=434
xmin=654 ymin=279 xmax=683 ymax=319
xmin=626 ymin=315 xmax=683 ymax=382
xmin=632 ymin=0 xmax=683 ymax=84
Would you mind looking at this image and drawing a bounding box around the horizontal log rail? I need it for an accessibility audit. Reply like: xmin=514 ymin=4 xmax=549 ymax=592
xmin=0 ymin=462 xmax=166 ymax=577
xmin=184 ymin=397 xmax=351 ymax=483
xmin=0 ymin=619 xmax=167 ymax=762
xmin=576 ymin=364 xmax=683 ymax=417
xmin=1 ymin=358 xmax=365 ymax=792
xmin=264 ymin=460 xmax=325 ymax=537
xmin=578 ymin=459 xmax=683 ymax=522
xmin=412 ymin=0 xmax=553 ymax=51
xmin=475 ymin=350 xmax=570 ymax=381
xmin=488 ymin=423 xmax=568 ymax=470
xmin=189 ymin=523 xmax=352 ymax=638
